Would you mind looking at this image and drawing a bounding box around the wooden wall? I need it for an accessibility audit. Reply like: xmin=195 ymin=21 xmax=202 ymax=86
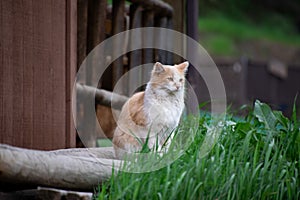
xmin=0 ymin=0 xmax=77 ymax=150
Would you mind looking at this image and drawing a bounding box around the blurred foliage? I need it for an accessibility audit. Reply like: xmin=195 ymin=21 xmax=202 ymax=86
xmin=198 ymin=0 xmax=300 ymax=57
xmin=199 ymin=0 xmax=300 ymax=24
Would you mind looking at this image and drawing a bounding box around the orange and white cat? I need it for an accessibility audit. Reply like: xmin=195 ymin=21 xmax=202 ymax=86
xmin=113 ymin=61 xmax=189 ymax=159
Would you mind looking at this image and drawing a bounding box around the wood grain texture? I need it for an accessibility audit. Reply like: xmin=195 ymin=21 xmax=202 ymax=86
xmin=0 ymin=144 xmax=120 ymax=191
xmin=66 ymin=0 xmax=77 ymax=148
xmin=0 ymin=0 xmax=76 ymax=150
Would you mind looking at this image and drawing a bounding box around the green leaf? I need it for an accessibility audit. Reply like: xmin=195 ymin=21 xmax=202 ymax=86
xmin=273 ymin=110 xmax=289 ymax=130
xmin=292 ymin=94 xmax=298 ymax=124
xmin=253 ymin=100 xmax=277 ymax=130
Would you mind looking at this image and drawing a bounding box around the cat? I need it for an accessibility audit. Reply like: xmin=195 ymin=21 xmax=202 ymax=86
xmin=112 ymin=61 xmax=189 ymax=159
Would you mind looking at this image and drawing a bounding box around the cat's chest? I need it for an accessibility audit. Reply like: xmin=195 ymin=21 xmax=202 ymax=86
xmin=145 ymin=98 xmax=183 ymax=127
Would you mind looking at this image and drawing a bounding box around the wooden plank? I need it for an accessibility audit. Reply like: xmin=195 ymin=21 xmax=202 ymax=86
xmin=186 ymin=0 xmax=201 ymax=104
xmin=66 ymin=0 xmax=77 ymax=148
xmin=0 ymin=0 xmax=75 ymax=150
xmin=1 ymin=0 xmax=14 ymax=146
xmin=32 ymin=0 xmax=53 ymax=150
xmin=128 ymin=4 xmax=143 ymax=95
xmin=142 ymin=10 xmax=154 ymax=84
xmin=77 ymin=0 xmax=88 ymax=71
xmin=186 ymin=0 xmax=198 ymax=41
xmin=112 ymin=0 xmax=125 ymax=89
xmin=166 ymin=17 xmax=174 ymax=64
xmin=86 ymin=0 xmax=107 ymax=85
xmin=22 ymin=0 xmax=34 ymax=149
xmin=11 ymin=0 xmax=24 ymax=148
xmin=154 ymin=17 xmax=167 ymax=63
xmin=87 ymin=0 xmax=107 ymax=52
xmin=81 ymin=0 xmax=108 ymax=147
xmin=51 ymin=0 xmax=67 ymax=149
xmin=0 ymin=0 xmax=3 ymax=144
xmin=163 ymin=0 xmax=184 ymax=64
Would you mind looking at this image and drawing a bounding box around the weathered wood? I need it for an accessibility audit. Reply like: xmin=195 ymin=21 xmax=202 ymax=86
xmin=0 ymin=144 xmax=121 ymax=191
xmin=87 ymin=0 xmax=106 ymax=53
xmin=49 ymin=146 xmax=116 ymax=159
xmin=142 ymin=10 xmax=154 ymax=84
xmin=166 ymin=17 xmax=174 ymax=64
xmin=66 ymin=0 xmax=77 ymax=149
xmin=0 ymin=187 xmax=93 ymax=200
xmin=128 ymin=0 xmax=173 ymax=18
xmin=77 ymin=0 xmax=88 ymax=70
xmin=164 ymin=0 xmax=185 ymax=64
xmin=154 ymin=17 xmax=167 ymax=63
xmin=82 ymin=0 xmax=108 ymax=147
xmin=186 ymin=0 xmax=201 ymax=107
xmin=0 ymin=0 xmax=75 ymax=150
xmin=86 ymin=0 xmax=107 ymax=85
xmin=76 ymin=84 xmax=128 ymax=110
xmin=128 ymin=4 xmax=143 ymax=95
xmin=112 ymin=0 xmax=125 ymax=90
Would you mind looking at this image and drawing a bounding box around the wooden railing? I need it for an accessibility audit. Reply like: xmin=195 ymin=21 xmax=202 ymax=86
xmin=77 ymin=0 xmax=177 ymax=93
xmin=76 ymin=0 xmax=182 ymax=146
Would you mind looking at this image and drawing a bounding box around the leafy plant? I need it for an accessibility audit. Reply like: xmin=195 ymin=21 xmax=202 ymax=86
xmin=95 ymin=100 xmax=300 ymax=200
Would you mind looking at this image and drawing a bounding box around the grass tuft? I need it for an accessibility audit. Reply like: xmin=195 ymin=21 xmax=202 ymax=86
xmin=95 ymin=100 xmax=300 ymax=200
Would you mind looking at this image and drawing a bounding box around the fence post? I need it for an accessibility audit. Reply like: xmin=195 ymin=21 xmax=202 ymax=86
xmin=128 ymin=4 xmax=143 ymax=95
xmin=154 ymin=17 xmax=167 ymax=63
xmin=142 ymin=10 xmax=154 ymax=86
xmin=112 ymin=0 xmax=125 ymax=93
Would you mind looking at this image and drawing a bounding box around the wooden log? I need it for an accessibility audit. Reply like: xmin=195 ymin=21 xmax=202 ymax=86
xmin=49 ymin=146 xmax=116 ymax=159
xmin=0 ymin=144 xmax=121 ymax=191
xmin=76 ymin=83 xmax=128 ymax=110
xmin=0 ymin=187 xmax=93 ymax=200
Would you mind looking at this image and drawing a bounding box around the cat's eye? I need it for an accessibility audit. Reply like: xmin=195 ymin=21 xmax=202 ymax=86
xmin=179 ymin=78 xmax=183 ymax=82
xmin=167 ymin=77 xmax=173 ymax=81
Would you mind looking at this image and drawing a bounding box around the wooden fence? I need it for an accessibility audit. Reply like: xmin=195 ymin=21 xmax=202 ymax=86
xmin=0 ymin=0 xmax=190 ymax=150
xmin=76 ymin=0 xmax=188 ymax=147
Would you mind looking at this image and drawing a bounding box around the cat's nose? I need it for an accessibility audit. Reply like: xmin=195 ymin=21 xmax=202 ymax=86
xmin=175 ymin=85 xmax=180 ymax=90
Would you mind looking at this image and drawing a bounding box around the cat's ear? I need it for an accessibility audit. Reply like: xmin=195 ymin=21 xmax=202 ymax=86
xmin=176 ymin=61 xmax=189 ymax=73
xmin=153 ymin=62 xmax=165 ymax=74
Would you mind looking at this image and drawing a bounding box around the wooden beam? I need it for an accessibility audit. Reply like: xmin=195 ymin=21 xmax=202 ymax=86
xmin=76 ymin=84 xmax=128 ymax=110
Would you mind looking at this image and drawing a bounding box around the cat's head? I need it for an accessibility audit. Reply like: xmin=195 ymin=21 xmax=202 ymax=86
xmin=149 ymin=61 xmax=189 ymax=94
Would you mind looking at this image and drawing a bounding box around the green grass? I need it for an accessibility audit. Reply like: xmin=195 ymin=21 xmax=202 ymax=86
xmin=95 ymin=100 xmax=300 ymax=199
xmin=199 ymin=15 xmax=300 ymax=56
xmin=96 ymin=139 xmax=113 ymax=147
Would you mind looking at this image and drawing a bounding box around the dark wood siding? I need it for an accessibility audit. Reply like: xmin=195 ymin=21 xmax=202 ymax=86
xmin=0 ymin=0 xmax=76 ymax=150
